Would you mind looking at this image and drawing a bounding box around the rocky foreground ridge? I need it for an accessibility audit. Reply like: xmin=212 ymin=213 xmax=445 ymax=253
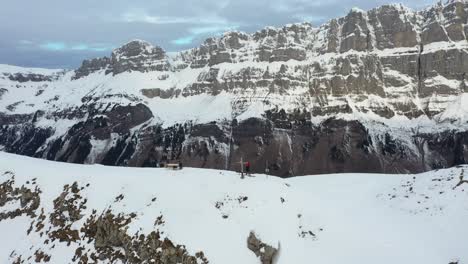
xmin=1 ymin=152 xmax=467 ymax=263
xmin=2 ymin=0 xmax=468 ymax=176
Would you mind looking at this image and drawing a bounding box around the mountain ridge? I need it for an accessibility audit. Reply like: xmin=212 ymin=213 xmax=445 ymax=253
xmin=1 ymin=0 xmax=468 ymax=176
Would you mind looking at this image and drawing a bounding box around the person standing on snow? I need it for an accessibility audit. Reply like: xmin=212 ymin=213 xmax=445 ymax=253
xmin=245 ymin=161 xmax=251 ymax=175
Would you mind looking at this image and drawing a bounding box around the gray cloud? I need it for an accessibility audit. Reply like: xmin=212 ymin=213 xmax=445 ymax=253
xmin=0 ymin=0 xmax=436 ymax=69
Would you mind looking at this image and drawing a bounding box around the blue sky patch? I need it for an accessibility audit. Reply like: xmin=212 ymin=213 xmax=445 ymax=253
xmin=40 ymin=42 xmax=67 ymax=51
xmin=171 ymin=36 xmax=195 ymax=46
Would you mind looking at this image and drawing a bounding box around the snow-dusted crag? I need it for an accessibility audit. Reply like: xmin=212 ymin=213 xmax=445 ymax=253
xmin=2 ymin=1 xmax=468 ymax=176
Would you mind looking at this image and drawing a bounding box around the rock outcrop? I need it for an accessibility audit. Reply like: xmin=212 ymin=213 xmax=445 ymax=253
xmin=0 ymin=171 xmax=209 ymax=264
xmin=73 ymin=57 xmax=111 ymax=80
xmin=74 ymin=40 xmax=170 ymax=78
xmin=110 ymin=40 xmax=170 ymax=75
xmin=247 ymin=232 xmax=278 ymax=264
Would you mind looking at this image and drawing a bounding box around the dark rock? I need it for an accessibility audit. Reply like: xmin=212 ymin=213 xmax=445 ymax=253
xmin=110 ymin=40 xmax=170 ymax=75
xmin=74 ymin=57 xmax=111 ymax=79
xmin=247 ymin=231 xmax=278 ymax=264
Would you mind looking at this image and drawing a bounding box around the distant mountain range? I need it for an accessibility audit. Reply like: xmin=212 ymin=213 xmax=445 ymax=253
xmin=2 ymin=0 xmax=468 ymax=176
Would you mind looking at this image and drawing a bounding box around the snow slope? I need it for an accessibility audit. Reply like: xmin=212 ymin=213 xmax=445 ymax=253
xmin=0 ymin=152 xmax=467 ymax=263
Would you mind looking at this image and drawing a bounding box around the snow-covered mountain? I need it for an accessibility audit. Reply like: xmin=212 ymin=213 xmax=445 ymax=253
xmin=2 ymin=0 xmax=468 ymax=176
xmin=1 ymin=152 xmax=467 ymax=263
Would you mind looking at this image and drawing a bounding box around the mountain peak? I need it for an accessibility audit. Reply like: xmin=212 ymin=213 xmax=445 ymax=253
xmin=350 ymin=7 xmax=366 ymax=13
xmin=445 ymin=0 xmax=468 ymax=4
xmin=113 ymin=39 xmax=165 ymax=58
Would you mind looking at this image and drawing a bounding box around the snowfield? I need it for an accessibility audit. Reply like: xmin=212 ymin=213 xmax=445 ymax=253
xmin=0 ymin=152 xmax=467 ymax=263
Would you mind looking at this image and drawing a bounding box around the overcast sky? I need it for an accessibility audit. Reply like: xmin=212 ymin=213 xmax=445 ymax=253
xmin=0 ymin=0 xmax=435 ymax=69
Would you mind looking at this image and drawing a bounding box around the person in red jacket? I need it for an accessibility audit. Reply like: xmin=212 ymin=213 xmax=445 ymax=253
xmin=245 ymin=161 xmax=251 ymax=175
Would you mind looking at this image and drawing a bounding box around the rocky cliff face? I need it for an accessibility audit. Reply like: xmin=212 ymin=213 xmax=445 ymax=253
xmin=1 ymin=0 xmax=468 ymax=176
xmin=74 ymin=40 xmax=170 ymax=79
